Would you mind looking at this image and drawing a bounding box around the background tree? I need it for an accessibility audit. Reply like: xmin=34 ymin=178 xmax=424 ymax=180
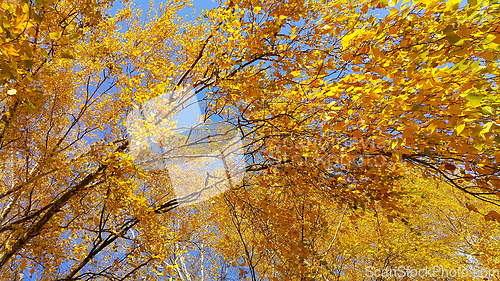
xmin=0 ymin=0 xmax=499 ymax=279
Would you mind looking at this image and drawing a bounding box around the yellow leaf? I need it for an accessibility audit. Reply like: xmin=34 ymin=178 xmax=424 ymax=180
xmin=49 ymin=31 xmax=62 ymax=40
xmin=446 ymin=0 xmax=461 ymax=10
xmin=490 ymin=175 xmax=500 ymax=189
xmin=402 ymin=126 xmax=414 ymax=139
xmin=373 ymin=67 xmax=387 ymax=76
xmin=351 ymin=130 xmax=363 ymax=138
xmin=466 ymin=203 xmax=479 ymax=213
xmin=480 ymin=122 xmax=492 ymax=135
xmin=487 ymin=210 xmax=500 ymax=222
xmin=448 ymin=104 xmax=462 ymax=115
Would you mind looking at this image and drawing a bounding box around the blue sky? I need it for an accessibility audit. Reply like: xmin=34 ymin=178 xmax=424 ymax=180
xmin=133 ymin=0 xmax=219 ymax=20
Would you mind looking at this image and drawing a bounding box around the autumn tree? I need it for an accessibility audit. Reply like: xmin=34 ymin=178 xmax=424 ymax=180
xmin=0 ymin=0 xmax=499 ymax=279
xmin=206 ymin=169 xmax=500 ymax=280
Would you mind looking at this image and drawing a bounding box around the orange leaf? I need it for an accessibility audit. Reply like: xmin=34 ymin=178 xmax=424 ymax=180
xmin=466 ymin=203 xmax=479 ymax=213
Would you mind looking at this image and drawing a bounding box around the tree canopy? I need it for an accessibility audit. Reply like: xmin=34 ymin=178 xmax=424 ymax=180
xmin=0 ymin=0 xmax=499 ymax=279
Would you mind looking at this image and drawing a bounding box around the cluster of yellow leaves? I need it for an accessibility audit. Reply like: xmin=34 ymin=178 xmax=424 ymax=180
xmin=204 ymin=0 xmax=500 ymax=208
xmin=0 ymin=0 xmax=208 ymax=278
xmin=203 ymin=168 xmax=500 ymax=280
